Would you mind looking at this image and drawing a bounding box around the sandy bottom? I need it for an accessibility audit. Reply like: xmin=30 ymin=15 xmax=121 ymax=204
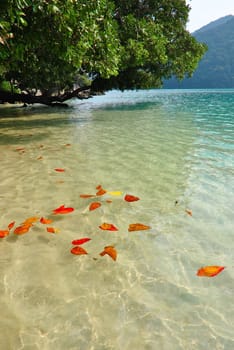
xmin=0 ymin=90 xmax=233 ymax=349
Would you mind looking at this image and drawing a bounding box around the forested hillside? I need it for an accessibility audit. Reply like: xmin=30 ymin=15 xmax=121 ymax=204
xmin=164 ymin=15 xmax=234 ymax=88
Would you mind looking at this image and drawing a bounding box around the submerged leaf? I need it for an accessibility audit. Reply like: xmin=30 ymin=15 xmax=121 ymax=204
xmin=80 ymin=194 xmax=95 ymax=198
xmin=124 ymin=194 xmax=140 ymax=202
xmin=8 ymin=221 xmax=15 ymax=230
xmin=99 ymin=223 xmax=118 ymax=231
xmin=53 ymin=205 xmax=74 ymax=214
xmin=197 ymin=266 xmax=225 ymax=277
xmin=54 ymin=168 xmax=65 ymax=172
xmin=128 ymin=223 xmax=151 ymax=232
xmin=185 ymin=209 xmax=193 ymax=216
xmin=46 ymin=227 xmax=59 ymax=234
xmin=96 ymin=185 xmax=107 ymax=196
xmin=14 ymin=224 xmax=32 ymax=235
xmin=40 ymin=217 xmax=53 ymax=224
xmin=22 ymin=217 xmax=39 ymax=225
xmin=100 ymin=246 xmax=117 ymax=261
xmin=0 ymin=230 xmax=10 ymax=238
xmin=15 ymin=147 xmax=25 ymax=152
xmin=89 ymin=202 xmax=101 ymax=211
xmin=96 ymin=189 xmax=107 ymax=196
xmin=72 ymin=238 xmax=91 ymax=245
xmin=71 ymin=246 xmax=88 ymax=255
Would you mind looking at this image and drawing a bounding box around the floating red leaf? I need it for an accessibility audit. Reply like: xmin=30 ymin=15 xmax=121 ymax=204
xmin=0 ymin=230 xmax=10 ymax=238
xmin=80 ymin=194 xmax=95 ymax=198
xmin=53 ymin=205 xmax=74 ymax=214
xmin=8 ymin=221 xmax=15 ymax=230
xmin=46 ymin=227 xmax=59 ymax=234
xmin=89 ymin=202 xmax=101 ymax=211
xmin=99 ymin=223 xmax=118 ymax=231
xmin=128 ymin=223 xmax=151 ymax=232
xmin=71 ymin=238 xmax=91 ymax=245
xmin=100 ymin=246 xmax=117 ymax=261
xmin=40 ymin=217 xmax=53 ymax=224
xmin=124 ymin=194 xmax=140 ymax=202
xmin=96 ymin=185 xmax=107 ymax=196
xmin=197 ymin=266 xmax=225 ymax=277
xmin=71 ymin=246 xmax=88 ymax=255
xmin=54 ymin=168 xmax=65 ymax=172
xmin=14 ymin=224 xmax=32 ymax=235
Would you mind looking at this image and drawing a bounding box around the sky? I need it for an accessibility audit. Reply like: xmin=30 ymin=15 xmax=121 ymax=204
xmin=186 ymin=0 xmax=234 ymax=32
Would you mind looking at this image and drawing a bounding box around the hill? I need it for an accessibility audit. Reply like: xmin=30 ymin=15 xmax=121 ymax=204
xmin=163 ymin=15 xmax=234 ymax=88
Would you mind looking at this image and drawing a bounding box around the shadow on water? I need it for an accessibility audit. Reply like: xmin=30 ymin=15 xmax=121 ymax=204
xmin=96 ymin=100 xmax=161 ymax=112
xmin=0 ymin=103 xmax=73 ymax=117
xmin=0 ymin=104 xmax=89 ymax=144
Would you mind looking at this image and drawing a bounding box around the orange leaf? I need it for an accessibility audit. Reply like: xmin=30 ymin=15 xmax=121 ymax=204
xmin=128 ymin=223 xmax=151 ymax=232
xmin=124 ymin=194 xmax=140 ymax=202
xmin=96 ymin=188 xmax=107 ymax=196
xmin=99 ymin=223 xmax=118 ymax=231
xmin=54 ymin=168 xmax=65 ymax=172
xmin=40 ymin=217 xmax=53 ymax=224
xmin=89 ymin=202 xmax=101 ymax=211
xmin=80 ymin=194 xmax=96 ymax=198
xmin=197 ymin=266 xmax=225 ymax=277
xmin=8 ymin=221 xmax=15 ymax=230
xmin=14 ymin=224 xmax=32 ymax=235
xmin=100 ymin=246 xmax=117 ymax=261
xmin=46 ymin=227 xmax=59 ymax=234
xmin=0 ymin=230 xmax=10 ymax=238
xmin=22 ymin=217 xmax=39 ymax=225
xmin=185 ymin=209 xmax=193 ymax=216
xmin=71 ymin=246 xmax=88 ymax=255
xmin=96 ymin=185 xmax=107 ymax=196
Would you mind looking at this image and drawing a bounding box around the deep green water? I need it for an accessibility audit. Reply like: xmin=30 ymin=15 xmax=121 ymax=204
xmin=0 ymin=89 xmax=233 ymax=349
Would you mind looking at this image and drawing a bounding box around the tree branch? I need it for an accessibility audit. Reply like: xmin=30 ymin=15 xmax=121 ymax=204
xmin=0 ymin=86 xmax=92 ymax=106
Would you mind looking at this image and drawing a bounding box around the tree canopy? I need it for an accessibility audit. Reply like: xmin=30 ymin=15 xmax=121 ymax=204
xmin=0 ymin=0 xmax=206 ymax=106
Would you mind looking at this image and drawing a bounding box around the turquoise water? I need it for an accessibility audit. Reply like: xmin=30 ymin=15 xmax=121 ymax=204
xmin=0 ymin=89 xmax=233 ymax=349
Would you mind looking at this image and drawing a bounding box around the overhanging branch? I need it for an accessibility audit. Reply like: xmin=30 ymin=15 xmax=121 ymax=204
xmin=0 ymin=86 xmax=92 ymax=106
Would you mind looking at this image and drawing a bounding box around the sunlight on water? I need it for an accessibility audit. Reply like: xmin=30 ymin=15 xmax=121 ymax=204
xmin=0 ymin=90 xmax=233 ymax=349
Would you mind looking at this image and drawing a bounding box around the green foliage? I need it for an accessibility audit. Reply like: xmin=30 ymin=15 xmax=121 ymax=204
xmin=0 ymin=80 xmax=11 ymax=92
xmin=92 ymin=0 xmax=206 ymax=90
xmin=0 ymin=0 xmax=206 ymax=103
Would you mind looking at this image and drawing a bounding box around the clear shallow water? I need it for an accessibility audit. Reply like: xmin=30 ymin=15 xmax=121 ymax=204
xmin=0 ymin=89 xmax=233 ymax=350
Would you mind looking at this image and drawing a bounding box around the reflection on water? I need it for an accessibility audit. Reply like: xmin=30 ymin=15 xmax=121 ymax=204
xmin=0 ymin=90 xmax=233 ymax=349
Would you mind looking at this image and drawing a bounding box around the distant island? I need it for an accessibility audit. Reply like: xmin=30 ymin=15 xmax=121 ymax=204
xmin=163 ymin=15 xmax=234 ymax=88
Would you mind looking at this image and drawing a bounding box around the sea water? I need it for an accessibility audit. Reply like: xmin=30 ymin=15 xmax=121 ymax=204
xmin=0 ymin=89 xmax=233 ymax=350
